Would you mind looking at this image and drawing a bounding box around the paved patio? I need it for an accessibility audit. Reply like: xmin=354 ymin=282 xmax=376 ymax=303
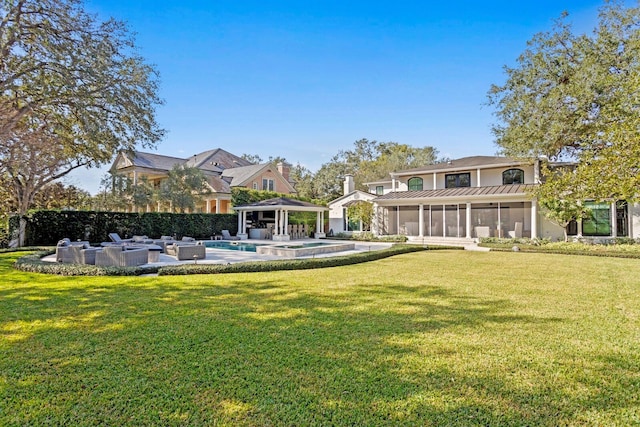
xmin=149 ymin=239 xmax=394 ymax=266
xmin=45 ymin=239 xmax=395 ymax=267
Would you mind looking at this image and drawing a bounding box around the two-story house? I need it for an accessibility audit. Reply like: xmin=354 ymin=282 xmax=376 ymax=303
xmin=110 ymin=148 xmax=296 ymax=213
xmin=329 ymin=156 xmax=639 ymax=241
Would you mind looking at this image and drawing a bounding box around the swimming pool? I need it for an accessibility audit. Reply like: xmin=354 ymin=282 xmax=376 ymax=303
xmin=202 ymin=241 xmax=266 ymax=252
xmin=201 ymin=240 xmax=355 ymax=257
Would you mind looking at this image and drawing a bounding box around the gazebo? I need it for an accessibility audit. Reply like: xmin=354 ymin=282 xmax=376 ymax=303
xmin=233 ymin=197 xmax=328 ymax=241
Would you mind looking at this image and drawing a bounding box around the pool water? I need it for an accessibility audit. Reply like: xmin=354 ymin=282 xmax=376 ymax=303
xmin=203 ymin=241 xmax=264 ymax=252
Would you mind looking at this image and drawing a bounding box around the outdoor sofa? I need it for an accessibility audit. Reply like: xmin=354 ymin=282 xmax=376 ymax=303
xmin=56 ymin=238 xmax=92 ymax=263
xmin=95 ymin=245 xmax=149 ymax=267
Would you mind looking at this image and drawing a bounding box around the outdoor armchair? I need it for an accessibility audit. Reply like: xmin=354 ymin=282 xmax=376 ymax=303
xmin=508 ymin=222 xmax=523 ymax=238
xmin=172 ymin=244 xmax=206 ymax=261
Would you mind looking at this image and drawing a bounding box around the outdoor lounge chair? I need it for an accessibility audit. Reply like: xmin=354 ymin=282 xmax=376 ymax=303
xmin=108 ymin=233 xmax=133 ymax=244
xmin=508 ymin=222 xmax=523 ymax=238
xmin=221 ymin=230 xmax=240 ymax=240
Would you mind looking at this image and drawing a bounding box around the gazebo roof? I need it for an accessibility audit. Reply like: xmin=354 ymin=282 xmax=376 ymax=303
xmin=233 ymin=197 xmax=327 ymax=212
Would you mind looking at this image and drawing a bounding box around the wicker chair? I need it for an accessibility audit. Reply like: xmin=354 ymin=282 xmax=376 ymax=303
xmin=95 ymin=246 xmax=149 ymax=267
xmin=56 ymin=239 xmax=90 ymax=263
xmin=166 ymin=243 xmax=206 ymax=261
xmin=68 ymin=245 xmax=99 ymax=265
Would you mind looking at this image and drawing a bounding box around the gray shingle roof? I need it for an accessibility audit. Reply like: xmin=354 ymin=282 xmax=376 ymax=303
xmin=185 ymin=148 xmax=253 ymax=171
xmin=221 ymin=164 xmax=269 ymax=186
xmin=392 ymin=156 xmax=528 ymax=176
xmin=131 ymin=151 xmax=186 ymax=171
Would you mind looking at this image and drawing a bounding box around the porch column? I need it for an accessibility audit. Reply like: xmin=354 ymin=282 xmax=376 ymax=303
xmin=442 ymin=204 xmax=446 ymax=237
xmin=215 ymin=199 xmax=221 ymax=213
xmin=371 ymin=203 xmax=380 ymax=235
xmin=396 ymin=205 xmax=400 ymax=235
xmin=531 ymin=200 xmax=538 ymax=238
xmin=610 ymin=202 xmax=617 ymax=237
xmin=466 ymin=203 xmax=472 ymax=238
xmin=237 ymin=211 xmax=242 ymax=233
xmin=418 ymin=204 xmax=424 ymax=237
xmin=433 ymin=173 xmax=437 ymax=189
xmin=476 ymin=169 xmax=481 ymax=187
xmin=206 ymin=200 xmax=211 ymax=214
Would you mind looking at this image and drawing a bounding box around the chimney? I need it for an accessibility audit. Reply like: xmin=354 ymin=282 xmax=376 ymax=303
xmin=343 ymin=174 xmax=355 ymax=195
xmin=277 ymin=161 xmax=291 ymax=182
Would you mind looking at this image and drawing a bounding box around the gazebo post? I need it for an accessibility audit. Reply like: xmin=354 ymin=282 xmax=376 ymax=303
xmin=237 ymin=211 xmax=248 ymax=240
xmin=314 ymin=211 xmax=326 ymax=239
xmin=234 ymin=197 xmax=328 ymax=242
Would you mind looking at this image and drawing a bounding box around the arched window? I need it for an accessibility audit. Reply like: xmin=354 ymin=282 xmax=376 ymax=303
xmin=408 ymin=177 xmax=423 ymax=191
xmin=502 ymin=168 xmax=524 ymax=185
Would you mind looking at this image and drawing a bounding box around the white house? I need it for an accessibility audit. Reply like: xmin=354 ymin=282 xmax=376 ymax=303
xmin=327 ymin=175 xmax=377 ymax=235
xmin=329 ymin=156 xmax=640 ymax=242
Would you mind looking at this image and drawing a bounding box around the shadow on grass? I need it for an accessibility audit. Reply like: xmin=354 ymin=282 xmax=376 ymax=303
xmin=0 ymin=261 xmax=638 ymax=425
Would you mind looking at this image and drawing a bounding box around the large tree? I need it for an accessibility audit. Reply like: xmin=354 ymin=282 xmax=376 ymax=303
xmin=0 ymin=0 xmax=164 ymax=244
xmin=158 ymin=165 xmax=211 ymax=213
xmin=488 ymin=2 xmax=640 ymax=205
xmin=314 ymin=138 xmax=439 ymax=201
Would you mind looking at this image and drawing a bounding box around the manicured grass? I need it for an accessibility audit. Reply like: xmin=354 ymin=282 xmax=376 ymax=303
xmin=1 ymin=250 xmax=638 ymax=426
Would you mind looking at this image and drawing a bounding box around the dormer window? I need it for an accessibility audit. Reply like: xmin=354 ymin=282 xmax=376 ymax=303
xmin=408 ymin=177 xmax=423 ymax=191
xmin=503 ymin=168 xmax=524 ymax=185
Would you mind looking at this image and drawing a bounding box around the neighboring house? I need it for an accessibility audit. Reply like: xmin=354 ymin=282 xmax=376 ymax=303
xmin=110 ymin=148 xmax=296 ymax=213
xmin=329 ymin=156 xmax=640 ymax=241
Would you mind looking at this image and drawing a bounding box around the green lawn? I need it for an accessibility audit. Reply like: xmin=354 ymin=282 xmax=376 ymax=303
xmin=1 ymin=250 xmax=638 ymax=426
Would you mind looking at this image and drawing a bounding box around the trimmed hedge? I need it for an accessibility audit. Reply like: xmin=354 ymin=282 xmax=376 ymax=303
xmin=13 ymin=245 xmax=431 ymax=276
xmin=158 ymin=244 xmax=429 ymax=275
xmin=488 ymin=245 xmax=640 ymax=259
xmin=9 ymin=211 xmax=237 ymax=246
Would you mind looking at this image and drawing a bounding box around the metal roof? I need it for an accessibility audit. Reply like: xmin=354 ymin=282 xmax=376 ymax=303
xmin=374 ymin=184 xmax=537 ymax=202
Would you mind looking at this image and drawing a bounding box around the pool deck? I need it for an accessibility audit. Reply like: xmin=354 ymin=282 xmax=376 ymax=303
xmin=152 ymin=239 xmax=393 ymax=266
xmin=44 ymin=239 xmax=395 ymax=267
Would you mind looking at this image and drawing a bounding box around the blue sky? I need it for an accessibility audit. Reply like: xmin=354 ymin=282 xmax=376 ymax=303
xmin=68 ymin=0 xmax=623 ymax=194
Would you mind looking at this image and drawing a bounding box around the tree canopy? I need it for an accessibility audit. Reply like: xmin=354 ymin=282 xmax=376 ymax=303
xmin=313 ymin=139 xmax=439 ymax=201
xmin=488 ymin=1 xmax=640 ymax=203
xmin=0 ymin=0 xmax=164 ymax=244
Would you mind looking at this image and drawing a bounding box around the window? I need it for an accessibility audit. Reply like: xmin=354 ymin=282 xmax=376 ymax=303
xmin=252 ymin=182 xmax=258 ymax=190
xmin=503 ymin=168 xmax=524 ymax=185
xmin=344 ymin=208 xmax=360 ymax=231
xmin=375 ymin=185 xmax=384 ymax=195
xmin=445 ymin=173 xmax=470 ymax=188
xmin=262 ymin=178 xmax=274 ymax=191
xmin=408 ymin=177 xmax=423 ymax=191
xmin=582 ymin=202 xmax=611 ymax=236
